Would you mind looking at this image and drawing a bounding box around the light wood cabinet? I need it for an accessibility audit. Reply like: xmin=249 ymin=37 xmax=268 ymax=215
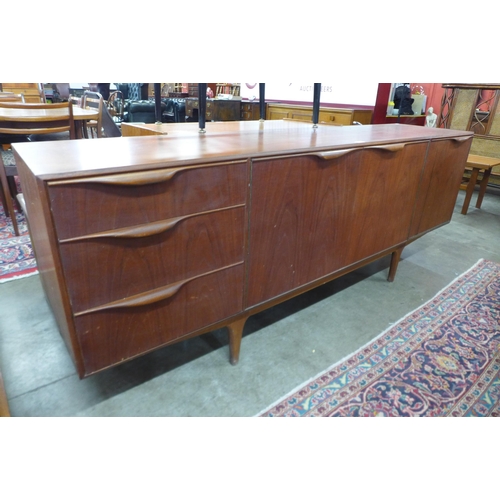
xmin=14 ymin=122 xmax=472 ymax=378
xmin=266 ymin=103 xmax=373 ymax=125
xmin=1 ymin=83 xmax=44 ymax=103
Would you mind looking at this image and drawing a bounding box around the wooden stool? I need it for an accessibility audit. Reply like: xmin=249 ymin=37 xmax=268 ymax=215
xmin=461 ymin=154 xmax=500 ymax=215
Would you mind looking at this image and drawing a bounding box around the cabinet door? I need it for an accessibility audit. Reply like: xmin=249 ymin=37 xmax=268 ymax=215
xmin=246 ymin=142 xmax=428 ymax=307
xmin=409 ymin=137 xmax=472 ymax=238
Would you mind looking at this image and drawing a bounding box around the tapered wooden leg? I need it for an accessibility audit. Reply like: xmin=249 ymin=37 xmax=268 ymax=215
xmin=476 ymin=168 xmax=492 ymax=209
xmin=227 ymin=317 xmax=247 ymax=366
xmin=461 ymin=167 xmax=480 ymax=215
xmin=388 ymin=246 xmax=404 ymax=282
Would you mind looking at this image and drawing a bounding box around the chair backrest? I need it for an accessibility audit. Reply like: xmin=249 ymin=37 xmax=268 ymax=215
xmin=0 ymin=93 xmax=25 ymax=103
xmin=107 ymin=90 xmax=124 ymax=120
xmin=0 ymin=101 xmax=75 ymax=138
xmin=82 ymin=90 xmax=103 ymax=112
xmin=82 ymin=90 xmax=103 ymax=135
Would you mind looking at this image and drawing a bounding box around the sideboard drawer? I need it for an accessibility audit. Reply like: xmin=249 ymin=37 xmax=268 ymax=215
xmin=59 ymin=206 xmax=245 ymax=313
xmin=74 ymin=263 xmax=245 ymax=375
xmin=48 ymin=161 xmax=247 ymax=239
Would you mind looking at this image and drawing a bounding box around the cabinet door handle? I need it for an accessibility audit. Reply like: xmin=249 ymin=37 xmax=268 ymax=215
xmin=451 ymin=136 xmax=472 ymax=143
xmin=314 ymin=143 xmax=406 ymax=160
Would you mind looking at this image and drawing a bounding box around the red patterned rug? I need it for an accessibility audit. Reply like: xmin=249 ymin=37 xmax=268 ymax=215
xmin=0 ymin=197 xmax=38 ymax=283
xmin=258 ymin=259 xmax=500 ymax=417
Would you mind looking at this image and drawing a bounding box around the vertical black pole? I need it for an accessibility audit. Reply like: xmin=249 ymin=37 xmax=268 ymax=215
xmin=259 ymin=83 xmax=266 ymax=121
xmin=198 ymin=83 xmax=207 ymax=132
xmin=313 ymin=83 xmax=321 ymax=127
xmin=154 ymin=83 xmax=162 ymax=124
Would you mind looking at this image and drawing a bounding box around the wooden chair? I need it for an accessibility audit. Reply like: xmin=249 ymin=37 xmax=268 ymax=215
xmin=0 ymin=101 xmax=75 ymax=236
xmin=81 ymin=90 xmax=103 ymax=138
xmin=107 ymin=90 xmax=124 ymax=124
xmin=0 ymin=93 xmax=25 ymax=103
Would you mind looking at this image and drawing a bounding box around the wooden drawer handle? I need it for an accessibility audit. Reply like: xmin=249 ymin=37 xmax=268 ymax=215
xmin=74 ymin=262 xmax=242 ymax=317
xmin=49 ymin=161 xmax=243 ymax=187
xmin=76 ymin=168 xmax=182 ymax=186
xmin=314 ymin=143 xmax=406 ymax=160
xmin=452 ymin=136 xmax=472 ymax=143
xmin=59 ymin=205 xmax=244 ymax=243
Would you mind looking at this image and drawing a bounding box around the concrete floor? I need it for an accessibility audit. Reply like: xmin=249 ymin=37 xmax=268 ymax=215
xmin=1 ymin=189 xmax=499 ymax=417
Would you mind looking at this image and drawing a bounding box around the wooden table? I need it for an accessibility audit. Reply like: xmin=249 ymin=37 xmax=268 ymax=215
xmin=461 ymin=154 xmax=500 ymax=215
xmin=0 ymin=104 xmax=99 ymax=139
xmin=13 ymin=121 xmax=473 ymax=378
xmin=121 ymin=122 xmax=170 ymax=137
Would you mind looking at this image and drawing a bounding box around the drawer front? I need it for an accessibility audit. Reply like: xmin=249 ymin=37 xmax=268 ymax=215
xmin=59 ymin=206 xmax=245 ymax=313
xmin=48 ymin=161 xmax=247 ymax=239
xmin=318 ymin=110 xmax=353 ymax=125
xmin=74 ymin=263 xmax=244 ymax=375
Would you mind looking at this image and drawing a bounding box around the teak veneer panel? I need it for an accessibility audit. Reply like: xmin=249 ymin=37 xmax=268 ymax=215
xmin=247 ymin=142 xmax=429 ymax=306
xmin=13 ymin=121 xmax=473 ymax=378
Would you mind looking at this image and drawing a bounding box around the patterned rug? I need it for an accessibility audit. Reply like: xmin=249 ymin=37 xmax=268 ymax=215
xmin=0 ymin=151 xmax=38 ymax=282
xmin=258 ymin=259 xmax=500 ymax=417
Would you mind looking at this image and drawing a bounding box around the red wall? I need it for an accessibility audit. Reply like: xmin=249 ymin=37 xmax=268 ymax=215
xmin=372 ymin=83 xmax=444 ymax=125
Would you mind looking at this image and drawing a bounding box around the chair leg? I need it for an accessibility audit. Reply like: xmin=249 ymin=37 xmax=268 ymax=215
xmin=0 ymin=153 xmax=20 ymax=236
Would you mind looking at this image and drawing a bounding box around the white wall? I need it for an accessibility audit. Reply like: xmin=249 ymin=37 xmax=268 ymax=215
xmin=240 ymin=82 xmax=379 ymax=106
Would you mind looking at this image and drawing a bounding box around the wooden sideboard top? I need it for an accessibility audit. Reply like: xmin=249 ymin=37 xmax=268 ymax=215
xmin=13 ymin=121 xmax=473 ymax=179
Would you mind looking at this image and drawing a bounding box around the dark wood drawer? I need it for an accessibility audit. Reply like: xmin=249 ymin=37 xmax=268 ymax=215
xmin=59 ymin=206 xmax=245 ymax=313
xmin=74 ymin=263 xmax=245 ymax=375
xmin=48 ymin=161 xmax=247 ymax=239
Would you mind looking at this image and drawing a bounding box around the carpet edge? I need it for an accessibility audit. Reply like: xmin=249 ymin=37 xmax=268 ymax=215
xmin=254 ymin=258 xmax=488 ymax=417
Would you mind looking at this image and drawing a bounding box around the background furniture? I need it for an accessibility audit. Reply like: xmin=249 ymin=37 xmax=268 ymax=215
xmin=240 ymin=101 xmax=261 ymax=120
xmin=15 ymin=121 xmax=472 ymax=378
xmin=0 ymin=83 xmax=44 ymax=103
xmin=460 ymin=154 xmax=500 ymax=214
xmin=439 ymin=83 xmax=500 ymax=187
xmin=0 ymin=93 xmax=25 ymax=103
xmin=81 ymin=91 xmax=104 ymax=138
xmin=0 ymin=101 xmax=75 ymax=235
xmin=265 ymin=103 xmax=373 ymax=125
xmin=185 ymin=97 xmax=241 ymax=122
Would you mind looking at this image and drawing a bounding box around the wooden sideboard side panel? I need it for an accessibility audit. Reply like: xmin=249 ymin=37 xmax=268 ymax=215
xmin=409 ymin=137 xmax=473 ymax=238
xmin=14 ymin=154 xmax=85 ymax=375
xmin=246 ymin=143 xmax=428 ymax=307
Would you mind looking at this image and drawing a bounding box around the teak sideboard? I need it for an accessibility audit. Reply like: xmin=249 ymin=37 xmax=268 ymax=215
xmin=13 ymin=121 xmax=473 ymax=378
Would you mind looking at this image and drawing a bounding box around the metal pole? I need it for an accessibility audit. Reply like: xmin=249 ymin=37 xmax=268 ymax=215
xmin=198 ymin=83 xmax=207 ymax=133
xmin=259 ymin=83 xmax=266 ymax=121
xmin=313 ymin=83 xmax=321 ymax=127
xmin=154 ymin=83 xmax=162 ymax=124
